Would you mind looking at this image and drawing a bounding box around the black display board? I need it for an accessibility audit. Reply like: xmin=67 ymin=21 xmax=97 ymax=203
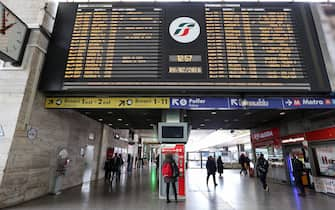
xmin=40 ymin=2 xmax=330 ymax=93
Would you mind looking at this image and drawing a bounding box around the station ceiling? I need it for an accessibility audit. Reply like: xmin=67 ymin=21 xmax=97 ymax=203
xmin=78 ymin=109 xmax=335 ymax=130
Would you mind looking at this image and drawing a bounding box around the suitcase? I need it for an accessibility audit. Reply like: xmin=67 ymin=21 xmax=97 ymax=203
xmin=249 ymin=168 xmax=254 ymax=177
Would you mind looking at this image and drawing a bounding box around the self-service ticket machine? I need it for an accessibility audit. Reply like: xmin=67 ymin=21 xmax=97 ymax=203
xmin=158 ymin=122 xmax=188 ymax=200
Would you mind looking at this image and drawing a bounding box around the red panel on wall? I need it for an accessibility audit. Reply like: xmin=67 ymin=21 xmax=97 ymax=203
xmin=306 ymin=127 xmax=335 ymax=141
xmin=251 ymin=128 xmax=280 ymax=147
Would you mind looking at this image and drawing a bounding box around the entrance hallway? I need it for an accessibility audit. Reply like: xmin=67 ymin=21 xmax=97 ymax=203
xmin=7 ymin=168 xmax=335 ymax=210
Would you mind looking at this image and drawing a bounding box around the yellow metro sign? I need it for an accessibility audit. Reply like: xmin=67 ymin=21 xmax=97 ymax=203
xmin=45 ymin=97 xmax=170 ymax=109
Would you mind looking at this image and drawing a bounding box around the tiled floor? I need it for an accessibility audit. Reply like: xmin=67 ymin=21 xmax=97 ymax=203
xmin=7 ymin=168 xmax=335 ymax=210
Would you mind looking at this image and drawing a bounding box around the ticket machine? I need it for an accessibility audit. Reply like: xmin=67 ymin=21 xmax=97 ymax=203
xmin=159 ymin=144 xmax=186 ymax=199
xmin=157 ymin=122 xmax=188 ymax=200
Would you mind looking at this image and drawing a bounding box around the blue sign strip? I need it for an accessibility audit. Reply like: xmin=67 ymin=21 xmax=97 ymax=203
xmin=229 ymin=97 xmax=283 ymax=109
xmin=283 ymin=98 xmax=335 ymax=109
xmin=170 ymin=97 xmax=229 ymax=109
xmin=170 ymin=97 xmax=335 ymax=110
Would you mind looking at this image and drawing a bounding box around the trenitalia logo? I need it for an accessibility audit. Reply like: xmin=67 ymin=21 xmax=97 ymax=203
xmin=174 ymin=23 xmax=195 ymax=37
xmin=169 ymin=17 xmax=200 ymax=43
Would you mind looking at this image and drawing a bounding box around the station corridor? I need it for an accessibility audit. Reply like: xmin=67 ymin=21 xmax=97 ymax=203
xmin=6 ymin=168 xmax=335 ymax=210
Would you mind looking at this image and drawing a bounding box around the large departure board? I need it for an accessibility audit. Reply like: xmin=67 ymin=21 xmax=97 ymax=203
xmin=65 ymin=5 xmax=162 ymax=79
xmin=40 ymin=2 xmax=330 ymax=93
xmin=206 ymin=6 xmax=304 ymax=79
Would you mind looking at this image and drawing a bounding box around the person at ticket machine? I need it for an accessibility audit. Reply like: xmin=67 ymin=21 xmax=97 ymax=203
xmin=162 ymin=153 xmax=179 ymax=203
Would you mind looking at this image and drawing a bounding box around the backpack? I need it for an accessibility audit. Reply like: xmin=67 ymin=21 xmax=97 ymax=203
xmin=162 ymin=162 xmax=173 ymax=177
xmin=172 ymin=161 xmax=179 ymax=178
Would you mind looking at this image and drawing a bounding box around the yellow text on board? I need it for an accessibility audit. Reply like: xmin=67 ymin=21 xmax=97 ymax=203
xmin=45 ymin=97 xmax=170 ymax=109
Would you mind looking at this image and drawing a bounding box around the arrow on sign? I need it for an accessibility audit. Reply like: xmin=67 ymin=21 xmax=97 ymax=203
xmin=230 ymin=98 xmax=239 ymax=106
xmin=285 ymin=99 xmax=293 ymax=106
xmin=119 ymin=100 xmax=126 ymax=107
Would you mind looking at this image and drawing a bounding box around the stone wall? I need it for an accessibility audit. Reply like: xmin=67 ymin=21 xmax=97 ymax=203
xmin=0 ymin=29 xmax=48 ymax=187
xmin=0 ymin=92 xmax=104 ymax=208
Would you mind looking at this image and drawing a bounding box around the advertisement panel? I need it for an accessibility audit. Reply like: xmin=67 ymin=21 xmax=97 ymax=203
xmin=251 ymin=128 xmax=280 ymax=147
xmin=314 ymin=145 xmax=335 ymax=177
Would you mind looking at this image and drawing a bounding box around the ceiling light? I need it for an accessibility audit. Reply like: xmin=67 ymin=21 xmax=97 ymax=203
xmin=125 ymin=123 xmax=129 ymax=126
xmin=233 ymin=119 xmax=239 ymax=122
xmin=108 ymin=111 xmax=113 ymax=114
xmin=108 ymin=123 xmax=113 ymax=126
xmin=149 ymin=123 xmax=155 ymax=127
xmin=200 ymin=123 xmax=205 ymax=127
xmin=184 ymin=114 xmax=187 ymax=117
xmin=224 ymin=119 xmax=229 ymax=122
xmin=98 ymin=118 xmax=103 ymax=121
xmin=204 ymin=119 xmax=211 ymax=122
xmin=117 ymin=118 xmax=123 ymax=121
xmin=280 ymin=112 xmax=286 ymax=115
xmin=211 ymin=111 xmax=216 ymax=115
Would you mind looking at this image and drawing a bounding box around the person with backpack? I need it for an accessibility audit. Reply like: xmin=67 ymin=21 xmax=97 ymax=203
xmin=206 ymin=156 xmax=218 ymax=186
xmin=292 ymin=154 xmax=306 ymax=196
xmin=162 ymin=153 xmax=178 ymax=203
xmin=256 ymin=153 xmax=269 ymax=191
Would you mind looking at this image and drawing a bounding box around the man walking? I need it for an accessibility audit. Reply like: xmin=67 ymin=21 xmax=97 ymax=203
xmin=110 ymin=153 xmax=121 ymax=184
xmin=104 ymin=158 xmax=111 ymax=183
xmin=256 ymin=153 xmax=269 ymax=191
xmin=239 ymin=153 xmax=247 ymax=176
xmin=292 ymin=154 xmax=306 ymax=196
xmin=206 ymin=156 xmax=218 ymax=187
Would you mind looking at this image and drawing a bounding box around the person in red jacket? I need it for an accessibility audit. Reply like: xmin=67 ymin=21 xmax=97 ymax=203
xmin=162 ymin=153 xmax=179 ymax=203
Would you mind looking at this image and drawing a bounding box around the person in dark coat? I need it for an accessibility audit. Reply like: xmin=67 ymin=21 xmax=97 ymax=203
xmin=162 ymin=153 xmax=178 ymax=203
xmin=117 ymin=154 xmax=124 ymax=180
xmin=110 ymin=153 xmax=122 ymax=184
xmin=256 ymin=153 xmax=269 ymax=191
xmin=217 ymin=156 xmax=224 ymax=177
xmin=206 ymin=156 xmax=218 ymax=186
xmin=292 ymin=154 xmax=306 ymax=196
xmin=104 ymin=159 xmax=111 ymax=182
xmin=239 ymin=153 xmax=247 ymax=176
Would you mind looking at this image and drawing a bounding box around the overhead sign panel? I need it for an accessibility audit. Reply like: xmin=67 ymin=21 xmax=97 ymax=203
xmin=45 ymin=97 xmax=169 ymax=108
xmin=45 ymin=96 xmax=335 ymax=109
xmin=40 ymin=2 xmax=330 ymax=93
